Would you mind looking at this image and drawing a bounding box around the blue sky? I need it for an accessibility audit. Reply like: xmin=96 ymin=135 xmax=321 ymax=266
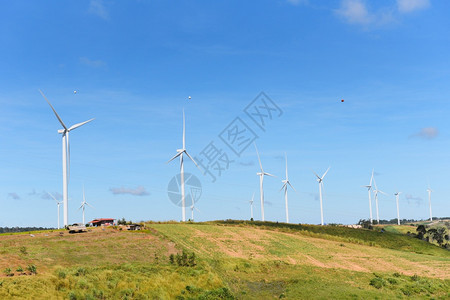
xmin=1 ymin=0 xmax=449 ymax=227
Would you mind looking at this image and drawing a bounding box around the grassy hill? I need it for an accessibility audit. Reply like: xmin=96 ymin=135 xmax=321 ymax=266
xmin=0 ymin=221 xmax=448 ymax=299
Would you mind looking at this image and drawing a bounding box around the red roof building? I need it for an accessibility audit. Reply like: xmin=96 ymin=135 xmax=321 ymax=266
xmin=89 ymin=218 xmax=116 ymax=226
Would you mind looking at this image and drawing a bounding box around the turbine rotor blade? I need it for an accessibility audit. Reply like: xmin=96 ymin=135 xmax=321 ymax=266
xmin=68 ymin=118 xmax=95 ymax=131
xmin=312 ymin=169 xmax=321 ymax=180
xmin=254 ymin=143 xmax=263 ymax=172
xmin=39 ymin=89 xmax=68 ymax=130
xmin=182 ymin=109 xmax=186 ymax=149
xmin=264 ymin=172 xmax=275 ymax=177
xmin=184 ymin=151 xmax=198 ymax=167
xmin=321 ymin=166 xmax=331 ymax=180
xmin=287 ymin=181 xmax=296 ymax=192
xmin=167 ymin=152 xmax=182 ymax=163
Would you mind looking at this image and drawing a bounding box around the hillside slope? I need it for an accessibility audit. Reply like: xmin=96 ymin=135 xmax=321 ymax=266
xmin=0 ymin=222 xmax=448 ymax=299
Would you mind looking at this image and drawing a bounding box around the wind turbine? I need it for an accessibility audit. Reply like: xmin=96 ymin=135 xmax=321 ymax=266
xmin=189 ymin=202 xmax=200 ymax=222
xmin=280 ymin=153 xmax=296 ymax=223
xmin=394 ymin=192 xmax=402 ymax=225
xmin=249 ymin=191 xmax=255 ymax=220
xmin=313 ymin=167 xmax=330 ymax=226
xmin=47 ymin=192 xmax=62 ymax=229
xmin=372 ymin=177 xmax=387 ymax=224
xmin=427 ymin=186 xmax=433 ymax=221
xmin=168 ymin=109 xmax=198 ymax=222
xmin=79 ymin=186 xmax=93 ymax=225
xmin=254 ymin=143 xmax=275 ymax=222
xmin=40 ymin=90 xmax=94 ymax=227
xmin=362 ymin=170 xmax=374 ymax=224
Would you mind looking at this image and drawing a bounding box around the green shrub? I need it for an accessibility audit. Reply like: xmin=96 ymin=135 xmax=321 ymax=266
xmin=3 ymin=268 xmax=12 ymax=276
xmin=27 ymin=264 xmax=37 ymax=274
xmin=169 ymin=254 xmax=175 ymax=265
xmin=16 ymin=266 xmax=23 ymax=273
xmin=57 ymin=269 xmax=66 ymax=279
xmin=370 ymin=277 xmax=385 ymax=289
xmin=19 ymin=246 xmax=28 ymax=255
xmin=74 ymin=267 xmax=87 ymax=276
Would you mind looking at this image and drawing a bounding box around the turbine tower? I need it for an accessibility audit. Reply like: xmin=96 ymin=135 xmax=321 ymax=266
xmin=372 ymin=177 xmax=386 ymax=224
xmin=254 ymin=143 xmax=274 ymax=222
xmin=40 ymin=90 xmax=94 ymax=227
xmin=168 ymin=109 xmax=198 ymax=222
xmin=47 ymin=192 xmax=62 ymax=229
xmin=427 ymin=186 xmax=433 ymax=221
xmin=79 ymin=186 xmax=93 ymax=225
xmin=394 ymin=192 xmax=402 ymax=225
xmin=362 ymin=169 xmax=374 ymax=224
xmin=313 ymin=167 xmax=330 ymax=226
xmin=280 ymin=153 xmax=296 ymax=223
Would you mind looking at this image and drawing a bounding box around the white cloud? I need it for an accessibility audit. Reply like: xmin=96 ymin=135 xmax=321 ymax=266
xmin=410 ymin=127 xmax=439 ymax=140
xmin=88 ymin=0 xmax=109 ymax=20
xmin=336 ymin=0 xmax=372 ymax=25
xmin=80 ymin=57 xmax=106 ymax=68
xmin=8 ymin=192 xmax=20 ymax=200
xmin=110 ymin=186 xmax=149 ymax=196
xmin=397 ymin=0 xmax=430 ymax=13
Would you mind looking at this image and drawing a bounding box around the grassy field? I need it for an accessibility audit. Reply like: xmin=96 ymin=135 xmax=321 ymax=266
xmin=0 ymin=222 xmax=448 ymax=299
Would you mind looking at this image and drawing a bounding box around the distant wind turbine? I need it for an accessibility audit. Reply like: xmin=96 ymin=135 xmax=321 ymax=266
xmin=168 ymin=109 xmax=198 ymax=222
xmin=249 ymin=191 xmax=255 ymax=220
xmin=79 ymin=186 xmax=93 ymax=225
xmin=47 ymin=192 xmax=62 ymax=229
xmin=189 ymin=202 xmax=200 ymax=222
xmin=313 ymin=167 xmax=330 ymax=226
xmin=362 ymin=169 xmax=374 ymax=224
xmin=280 ymin=153 xmax=296 ymax=223
xmin=254 ymin=143 xmax=275 ymax=222
xmin=40 ymin=90 xmax=94 ymax=226
xmin=372 ymin=177 xmax=387 ymax=224
xmin=427 ymin=186 xmax=433 ymax=221
xmin=394 ymin=192 xmax=402 ymax=225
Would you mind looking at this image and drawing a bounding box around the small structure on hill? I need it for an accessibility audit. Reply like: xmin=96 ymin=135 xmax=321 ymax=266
xmin=126 ymin=224 xmax=141 ymax=230
xmin=89 ymin=218 xmax=116 ymax=227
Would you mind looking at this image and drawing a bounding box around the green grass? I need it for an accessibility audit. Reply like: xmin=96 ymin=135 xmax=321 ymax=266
xmin=0 ymin=222 xmax=449 ymax=299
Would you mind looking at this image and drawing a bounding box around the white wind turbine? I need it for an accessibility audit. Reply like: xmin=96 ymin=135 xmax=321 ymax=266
xmin=427 ymin=186 xmax=433 ymax=221
xmin=280 ymin=153 xmax=296 ymax=223
xmin=189 ymin=202 xmax=200 ymax=222
xmin=168 ymin=109 xmax=198 ymax=222
xmin=79 ymin=186 xmax=93 ymax=225
xmin=362 ymin=170 xmax=374 ymax=224
xmin=47 ymin=192 xmax=62 ymax=229
xmin=372 ymin=177 xmax=387 ymax=224
xmin=313 ymin=167 xmax=330 ymax=226
xmin=40 ymin=90 xmax=94 ymax=227
xmin=249 ymin=192 xmax=255 ymax=220
xmin=394 ymin=192 xmax=402 ymax=225
xmin=254 ymin=143 xmax=275 ymax=222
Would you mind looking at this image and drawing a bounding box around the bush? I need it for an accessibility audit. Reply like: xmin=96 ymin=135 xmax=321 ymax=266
xmin=3 ymin=268 xmax=12 ymax=276
xmin=16 ymin=266 xmax=23 ymax=273
xmin=20 ymin=246 xmax=28 ymax=255
xmin=370 ymin=277 xmax=385 ymax=289
xmin=169 ymin=254 xmax=175 ymax=265
xmin=27 ymin=264 xmax=37 ymax=274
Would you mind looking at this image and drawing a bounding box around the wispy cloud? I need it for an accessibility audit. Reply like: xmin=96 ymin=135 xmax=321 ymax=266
xmin=238 ymin=161 xmax=254 ymax=167
xmin=410 ymin=127 xmax=439 ymax=140
xmin=88 ymin=0 xmax=109 ymax=20
xmin=8 ymin=192 xmax=20 ymax=200
xmin=397 ymin=0 xmax=430 ymax=13
xmin=80 ymin=57 xmax=106 ymax=68
xmin=405 ymin=193 xmax=423 ymax=206
xmin=335 ymin=0 xmax=373 ymax=25
xmin=41 ymin=191 xmax=63 ymax=201
xmin=110 ymin=186 xmax=149 ymax=196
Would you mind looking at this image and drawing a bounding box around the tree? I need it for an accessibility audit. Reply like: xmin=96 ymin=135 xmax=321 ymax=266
xmin=416 ymin=225 xmax=427 ymax=240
